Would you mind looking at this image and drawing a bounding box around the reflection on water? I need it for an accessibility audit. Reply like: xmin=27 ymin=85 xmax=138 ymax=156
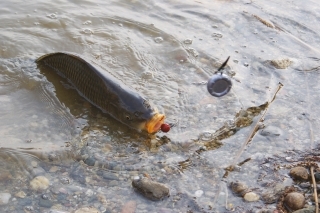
xmin=0 ymin=0 xmax=320 ymax=212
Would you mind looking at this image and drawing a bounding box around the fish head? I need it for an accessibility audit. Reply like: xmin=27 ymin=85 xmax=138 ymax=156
xmin=145 ymin=112 xmax=166 ymax=134
xmin=119 ymin=95 xmax=165 ymax=133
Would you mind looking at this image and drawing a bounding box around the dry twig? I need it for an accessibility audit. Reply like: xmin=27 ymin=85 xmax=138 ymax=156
xmin=310 ymin=166 xmax=319 ymax=213
xmin=224 ymin=82 xmax=283 ymax=177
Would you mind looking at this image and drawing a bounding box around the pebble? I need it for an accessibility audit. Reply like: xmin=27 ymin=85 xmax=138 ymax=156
xmin=102 ymin=172 xmax=119 ymax=180
xmin=270 ymin=58 xmax=292 ymax=69
xmin=31 ymin=161 xmax=38 ymax=168
xmin=121 ymin=200 xmax=136 ymax=213
xmin=290 ymin=167 xmax=309 ymax=181
xmin=259 ymin=125 xmax=282 ymax=137
xmin=314 ymin=172 xmax=320 ymax=181
xmin=292 ymin=205 xmax=316 ymax=213
xmin=49 ymin=166 xmax=59 ymax=173
xmin=243 ymin=192 xmax=260 ymax=202
xmin=284 ymin=192 xmax=305 ymax=211
xmin=39 ymin=197 xmax=53 ymax=208
xmin=132 ymin=177 xmax=170 ymax=201
xmin=194 ymin=190 xmax=204 ymax=197
xmin=108 ymin=180 xmax=118 ymax=187
xmin=74 ymin=207 xmax=100 ymax=213
xmin=0 ymin=192 xmax=11 ymax=205
xmin=0 ymin=171 xmax=12 ymax=181
xmin=14 ymin=191 xmax=26 ymax=198
xmin=230 ymin=181 xmax=250 ymax=197
xmin=30 ymin=176 xmax=50 ymax=191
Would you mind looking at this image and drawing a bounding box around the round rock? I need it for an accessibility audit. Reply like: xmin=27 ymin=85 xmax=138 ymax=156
xmin=0 ymin=193 xmax=11 ymax=205
xmin=230 ymin=181 xmax=250 ymax=196
xmin=30 ymin=176 xmax=50 ymax=191
xmin=284 ymin=192 xmax=305 ymax=211
xmin=244 ymin=192 xmax=260 ymax=202
xmin=132 ymin=177 xmax=169 ymax=201
xmin=289 ymin=167 xmax=309 ymax=181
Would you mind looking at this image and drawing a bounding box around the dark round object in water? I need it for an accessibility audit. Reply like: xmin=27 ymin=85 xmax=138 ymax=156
xmin=161 ymin=123 xmax=170 ymax=132
xmin=207 ymin=73 xmax=232 ymax=97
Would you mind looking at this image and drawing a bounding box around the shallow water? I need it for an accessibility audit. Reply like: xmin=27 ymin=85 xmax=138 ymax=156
xmin=0 ymin=0 xmax=320 ymax=212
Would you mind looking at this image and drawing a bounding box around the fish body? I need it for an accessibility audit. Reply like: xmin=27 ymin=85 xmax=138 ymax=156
xmin=36 ymin=52 xmax=165 ymax=133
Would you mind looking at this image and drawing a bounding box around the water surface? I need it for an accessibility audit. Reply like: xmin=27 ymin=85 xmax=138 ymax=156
xmin=0 ymin=0 xmax=320 ymax=212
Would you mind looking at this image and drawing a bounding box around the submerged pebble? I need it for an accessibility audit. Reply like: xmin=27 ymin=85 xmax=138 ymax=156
xmin=270 ymin=58 xmax=292 ymax=69
xmin=14 ymin=191 xmax=26 ymax=198
xmin=132 ymin=177 xmax=169 ymax=200
xmin=0 ymin=192 xmax=11 ymax=205
xmin=194 ymin=190 xmax=204 ymax=197
xmin=292 ymin=205 xmax=315 ymax=213
xmin=30 ymin=176 xmax=50 ymax=191
xmin=121 ymin=200 xmax=136 ymax=213
xmin=230 ymin=181 xmax=251 ymax=197
xmin=259 ymin=126 xmax=282 ymax=137
xmin=39 ymin=197 xmax=53 ymax=208
xmin=244 ymin=192 xmax=260 ymax=202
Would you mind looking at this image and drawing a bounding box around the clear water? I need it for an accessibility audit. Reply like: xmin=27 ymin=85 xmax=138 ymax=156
xmin=0 ymin=0 xmax=320 ymax=212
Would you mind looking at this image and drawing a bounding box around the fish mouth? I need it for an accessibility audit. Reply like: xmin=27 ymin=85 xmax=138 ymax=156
xmin=145 ymin=113 xmax=165 ymax=134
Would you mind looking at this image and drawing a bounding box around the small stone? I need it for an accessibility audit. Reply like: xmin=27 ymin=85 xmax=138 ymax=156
xmin=284 ymin=192 xmax=305 ymax=211
xmin=244 ymin=192 xmax=260 ymax=202
xmin=84 ymin=157 xmax=96 ymax=166
xmin=15 ymin=191 xmax=26 ymax=198
xmin=270 ymin=58 xmax=292 ymax=69
xmin=30 ymin=176 xmax=50 ymax=191
xmin=121 ymin=200 xmax=136 ymax=213
xmin=314 ymin=172 xmax=320 ymax=181
xmin=0 ymin=193 xmax=11 ymax=205
xmin=49 ymin=166 xmax=59 ymax=173
xmin=0 ymin=171 xmax=12 ymax=181
xmin=289 ymin=167 xmax=309 ymax=181
xmin=39 ymin=198 xmax=53 ymax=208
xmin=31 ymin=161 xmax=38 ymax=168
xmin=74 ymin=207 xmax=100 ymax=213
xmin=194 ymin=190 xmax=203 ymax=197
xmin=259 ymin=126 xmax=282 ymax=137
xmin=108 ymin=180 xmax=118 ymax=187
xmin=102 ymin=172 xmax=119 ymax=180
xmin=132 ymin=177 xmax=169 ymax=201
xmin=230 ymin=181 xmax=250 ymax=196
xmin=292 ymin=205 xmax=316 ymax=213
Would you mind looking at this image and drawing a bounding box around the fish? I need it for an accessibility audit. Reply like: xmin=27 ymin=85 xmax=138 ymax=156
xmin=36 ymin=52 xmax=165 ymax=134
